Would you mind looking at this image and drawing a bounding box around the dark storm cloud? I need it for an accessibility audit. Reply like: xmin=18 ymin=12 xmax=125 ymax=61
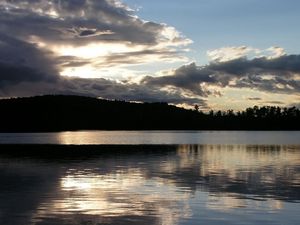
xmin=208 ymin=55 xmax=300 ymax=76
xmin=0 ymin=33 xmax=59 ymax=87
xmin=0 ymin=75 xmax=207 ymax=106
xmin=142 ymin=63 xmax=218 ymax=97
xmin=143 ymin=55 xmax=300 ymax=96
xmin=0 ymin=63 xmax=55 ymax=88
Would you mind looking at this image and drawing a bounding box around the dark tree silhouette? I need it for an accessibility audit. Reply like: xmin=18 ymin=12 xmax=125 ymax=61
xmin=0 ymin=95 xmax=299 ymax=131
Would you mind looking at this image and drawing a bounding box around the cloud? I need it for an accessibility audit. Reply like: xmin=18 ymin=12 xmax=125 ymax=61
xmin=0 ymin=34 xmax=60 ymax=87
xmin=289 ymin=102 xmax=300 ymax=108
xmin=71 ymin=28 xmax=114 ymax=38
xmin=2 ymin=42 xmax=298 ymax=107
xmin=207 ymin=46 xmax=257 ymax=62
xmin=248 ymin=98 xmax=262 ymax=101
xmin=142 ymin=63 xmax=223 ymax=98
xmin=0 ymin=26 xmax=200 ymax=105
xmin=142 ymin=53 xmax=300 ymax=97
xmin=0 ymin=0 xmax=191 ymax=78
xmin=207 ymin=46 xmax=287 ymax=63
xmin=0 ymin=0 xmax=298 ymax=110
xmin=263 ymin=101 xmax=285 ymax=105
xmin=267 ymin=47 xmax=286 ymax=59
xmin=0 ymin=0 xmax=203 ymax=106
xmin=0 ymin=75 xmax=207 ymax=107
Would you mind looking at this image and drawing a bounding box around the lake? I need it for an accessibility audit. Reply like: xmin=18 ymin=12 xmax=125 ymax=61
xmin=0 ymin=131 xmax=299 ymax=225
xmin=1 ymin=130 xmax=300 ymax=144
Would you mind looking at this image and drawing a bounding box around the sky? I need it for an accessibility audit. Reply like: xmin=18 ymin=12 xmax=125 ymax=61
xmin=0 ymin=0 xmax=300 ymax=110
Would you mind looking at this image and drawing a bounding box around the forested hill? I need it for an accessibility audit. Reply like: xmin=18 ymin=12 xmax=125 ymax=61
xmin=0 ymin=95 xmax=299 ymax=131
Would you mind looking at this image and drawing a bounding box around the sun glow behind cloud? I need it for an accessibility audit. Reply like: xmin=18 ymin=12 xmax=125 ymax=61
xmin=53 ymin=43 xmax=145 ymax=78
xmin=1 ymin=0 xmax=192 ymax=79
xmin=51 ymin=42 xmax=190 ymax=78
xmin=0 ymin=0 xmax=300 ymax=109
xmin=53 ymin=43 xmax=138 ymax=59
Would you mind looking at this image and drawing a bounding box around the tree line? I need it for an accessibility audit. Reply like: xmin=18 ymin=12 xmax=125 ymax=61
xmin=0 ymin=95 xmax=299 ymax=131
xmin=198 ymin=105 xmax=300 ymax=119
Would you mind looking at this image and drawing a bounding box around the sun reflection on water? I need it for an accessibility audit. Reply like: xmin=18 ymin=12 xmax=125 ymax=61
xmin=34 ymin=167 xmax=192 ymax=225
xmin=4 ymin=144 xmax=297 ymax=225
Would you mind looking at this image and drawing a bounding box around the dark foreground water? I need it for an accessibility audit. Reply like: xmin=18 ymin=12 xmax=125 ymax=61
xmin=0 ymin=143 xmax=299 ymax=225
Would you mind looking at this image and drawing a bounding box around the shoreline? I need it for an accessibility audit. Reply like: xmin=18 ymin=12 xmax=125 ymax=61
xmin=0 ymin=144 xmax=298 ymax=157
xmin=0 ymin=144 xmax=179 ymax=158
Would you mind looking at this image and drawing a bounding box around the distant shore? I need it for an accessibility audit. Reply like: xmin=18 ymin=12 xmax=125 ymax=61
xmin=0 ymin=144 xmax=178 ymax=158
xmin=1 ymin=95 xmax=300 ymax=131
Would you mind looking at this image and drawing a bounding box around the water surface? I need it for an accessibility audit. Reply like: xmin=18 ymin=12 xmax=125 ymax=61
xmin=1 ymin=130 xmax=300 ymax=144
xmin=0 ymin=144 xmax=299 ymax=225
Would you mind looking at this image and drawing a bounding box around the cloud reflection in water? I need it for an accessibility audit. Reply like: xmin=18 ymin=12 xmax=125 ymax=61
xmin=0 ymin=144 xmax=299 ymax=225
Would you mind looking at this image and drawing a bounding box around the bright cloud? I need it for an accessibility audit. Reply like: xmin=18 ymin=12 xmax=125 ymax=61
xmin=207 ymin=46 xmax=257 ymax=62
xmin=267 ymin=46 xmax=286 ymax=59
xmin=207 ymin=46 xmax=287 ymax=62
xmin=0 ymin=0 xmax=191 ymax=78
xmin=0 ymin=0 xmax=299 ymax=109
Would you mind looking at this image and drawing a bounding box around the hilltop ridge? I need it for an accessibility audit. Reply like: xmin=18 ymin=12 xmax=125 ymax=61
xmin=0 ymin=95 xmax=299 ymax=131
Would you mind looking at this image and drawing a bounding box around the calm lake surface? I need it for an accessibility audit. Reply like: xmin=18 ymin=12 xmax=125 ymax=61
xmin=1 ymin=130 xmax=300 ymax=144
xmin=0 ymin=131 xmax=300 ymax=225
